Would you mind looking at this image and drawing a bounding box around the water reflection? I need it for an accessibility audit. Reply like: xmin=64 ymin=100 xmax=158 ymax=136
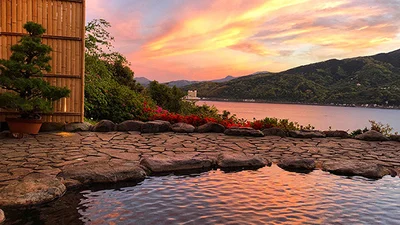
xmin=4 ymin=166 xmax=400 ymax=225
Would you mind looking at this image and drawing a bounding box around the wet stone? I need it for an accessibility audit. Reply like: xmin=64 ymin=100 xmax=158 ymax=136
xmin=196 ymin=123 xmax=225 ymax=133
xmin=277 ymin=158 xmax=316 ymax=172
xmin=322 ymin=160 xmax=395 ymax=179
xmin=117 ymin=120 xmax=144 ymax=132
xmin=140 ymin=155 xmax=215 ymax=173
xmin=0 ymin=173 xmax=66 ymax=207
xmin=171 ymin=123 xmax=195 ymax=133
xmin=92 ymin=120 xmax=117 ymax=132
xmin=217 ymin=153 xmax=269 ymax=169
xmin=58 ymin=161 xmax=146 ymax=185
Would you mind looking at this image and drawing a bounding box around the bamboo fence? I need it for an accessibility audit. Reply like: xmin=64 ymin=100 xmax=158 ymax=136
xmin=0 ymin=0 xmax=85 ymax=123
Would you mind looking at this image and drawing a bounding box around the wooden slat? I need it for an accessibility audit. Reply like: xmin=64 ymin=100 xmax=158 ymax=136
xmin=0 ymin=0 xmax=85 ymax=123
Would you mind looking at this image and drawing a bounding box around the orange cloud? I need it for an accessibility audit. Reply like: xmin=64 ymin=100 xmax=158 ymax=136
xmin=86 ymin=0 xmax=400 ymax=82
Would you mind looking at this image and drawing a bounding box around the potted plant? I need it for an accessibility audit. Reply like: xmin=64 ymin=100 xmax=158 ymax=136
xmin=0 ymin=22 xmax=70 ymax=136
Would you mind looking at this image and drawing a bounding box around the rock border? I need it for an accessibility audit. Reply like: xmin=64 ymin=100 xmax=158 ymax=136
xmin=3 ymin=120 xmax=399 ymax=143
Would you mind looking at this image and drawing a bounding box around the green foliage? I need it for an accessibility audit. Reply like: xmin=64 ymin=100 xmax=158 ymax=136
xmin=369 ymin=120 xmax=394 ymax=136
xmin=350 ymin=120 xmax=396 ymax=137
xmin=0 ymin=22 xmax=70 ymax=118
xmin=184 ymin=49 xmax=400 ymax=106
xmin=84 ymin=19 xmax=150 ymax=123
xmin=147 ymin=81 xmax=186 ymax=113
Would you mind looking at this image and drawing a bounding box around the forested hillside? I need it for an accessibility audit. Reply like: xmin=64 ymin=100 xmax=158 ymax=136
xmin=184 ymin=49 xmax=400 ymax=106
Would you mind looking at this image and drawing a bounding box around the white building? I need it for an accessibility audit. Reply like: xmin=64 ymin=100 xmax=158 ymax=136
xmin=184 ymin=90 xmax=200 ymax=100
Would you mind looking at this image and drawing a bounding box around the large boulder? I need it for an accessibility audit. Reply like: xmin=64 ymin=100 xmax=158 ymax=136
xmin=40 ymin=122 xmax=65 ymax=132
xmin=140 ymin=155 xmax=215 ymax=173
xmin=0 ymin=209 xmax=4 ymax=223
xmin=355 ymin=130 xmax=389 ymax=141
xmin=58 ymin=161 xmax=146 ymax=186
xmin=322 ymin=160 xmax=395 ymax=179
xmin=323 ymin=130 xmax=349 ymax=138
xmin=141 ymin=120 xmax=171 ymax=133
xmin=217 ymin=153 xmax=268 ymax=169
xmin=289 ymin=130 xmax=326 ymax=138
xmin=92 ymin=120 xmax=117 ymax=132
xmin=172 ymin=123 xmax=195 ymax=133
xmin=277 ymin=158 xmax=316 ymax=172
xmin=262 ymin=127 xmax=287 ymax=137
xmin=224 ymin=127 xmax=264 ymax=137
xmin=196 ymin=122 xmax=225 ymax=133
xmin=64 ymin=122 xmax=92 ymax=132
xmin=0 ymin=173 xmax=66 ymax=207
xmin=117 ymin=120 xmax=144 ymax=132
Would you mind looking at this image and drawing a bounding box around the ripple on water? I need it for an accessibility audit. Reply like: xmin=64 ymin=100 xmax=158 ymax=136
xmin=73 ymin=166 xmax=400 ymax=225
xmin=3 ymin=165 xmax=400 ymax=225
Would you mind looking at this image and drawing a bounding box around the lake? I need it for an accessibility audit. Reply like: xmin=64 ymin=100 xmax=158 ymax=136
xmin=197 ymin=101 xmax=400 ymax=132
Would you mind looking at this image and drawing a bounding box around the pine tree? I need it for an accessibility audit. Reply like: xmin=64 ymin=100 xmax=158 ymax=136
xmin=0 ymin=22 xmax=70 ymax=119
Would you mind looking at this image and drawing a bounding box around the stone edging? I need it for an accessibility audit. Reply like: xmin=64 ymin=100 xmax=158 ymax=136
xmin=32 ymin=120 xmax=400 ymax=142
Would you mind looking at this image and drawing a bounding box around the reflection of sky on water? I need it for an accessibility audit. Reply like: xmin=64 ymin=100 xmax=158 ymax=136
xmin=76 ymin=166 xmax=400 ymax=225
xmin=198 ymin=101 xmax=400 ymax=132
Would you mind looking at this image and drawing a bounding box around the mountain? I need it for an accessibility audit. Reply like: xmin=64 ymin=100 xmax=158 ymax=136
xmin=183 ymin=49 xmax=400 ymax=106
xmin=135 ymin=77 xmax=151 ymax=86
xmin=165 ymin=75 xmax=238 ymax=87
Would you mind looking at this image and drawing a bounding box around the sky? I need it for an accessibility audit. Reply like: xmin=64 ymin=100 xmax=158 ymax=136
xmin=86 ymin=0 xmax=400 ymax=82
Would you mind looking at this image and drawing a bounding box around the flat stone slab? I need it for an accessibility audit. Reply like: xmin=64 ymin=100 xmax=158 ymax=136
xmin=58 ymin=161 xmax=146 ymax=186
xmin=323 ymin=130 xmax=349 ymax=138
xmin=171 ymin=123 xmax=195 ymax=133
xmin=141 ymin=120 xmax=171 ymax=133
xmin=0 ymin=173 xmax=66 ymax=207
xmin=64 ymin=122 xmax=92 ymax=132
xmin=224 ymin=127 xmax=264 ymax=137
xmin=289 ymin=130 xmax=326 ymax=138
xmin=322 ymin=160 xmax=394 ymax=179
xmin=117 ymin=120 xmax=144 ymax=132
xmin=277 ymin=158 xmax=316 ymax=171
xmin=197 ymin=123 xmax=225 ymax=133
xmin=355 ymin=130 xmax=389 ymax=141
xmin=217 ymin=153 xmax=268 ymax=169
xmin=0 ymin=209 xmax=4 ymax=223
xmin=140 ymin=155 xmax=215 ymax=173
xmin=262 ymin=127 xmax=287 ymax=137
xmin=92 ymin=120 xmax=117 ymax=132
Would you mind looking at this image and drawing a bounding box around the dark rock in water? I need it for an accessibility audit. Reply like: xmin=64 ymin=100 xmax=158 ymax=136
xmin=40 ymin=122 xmax=65 ymax=132
xmin=217 ymin=153 xmax=268 ymax=169
xmin=92 ymin=120 xmax=116 ymax=132
xmin=224 ymin=127 xmax=264 ymax=137
xmin=0 ymin=209 xmax=5 ymax=223
xmin=141 ymin=120 xmax=171 ymax=133
xmin=322 ymin=160 xmax=394 ymax=179
xmin=277 ymin=158 xmax=316 ymax=171
xmin=117 ymin=120 xmax=144 ymax=132
xmin=0 ymin=173 xmax=66 ymax=207
xmin=355 ymin=130 xmax=389 ymax=141
xmin=389 ymin=135 xmax=400 ymax=142
xmin=140 ymin=155 xmax=215 ymax=173
xmin=262 ymin=127 xmax=287 ymax=137
xmin=323 ymin=130 xmax=349 ymax=138
xmin=197 ymin=122 xmax=225 ymax=133
xmin=289 ymin=130 xmax=326 ymax=138
xmin=64 ymin=122 xmax=92 ymax=132
xmin=59 ymin=161 xmax=146 ymax=185
xmin=172 ymin=123 xmax=195 ymax=133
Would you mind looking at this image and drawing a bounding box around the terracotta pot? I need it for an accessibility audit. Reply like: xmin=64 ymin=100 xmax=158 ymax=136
xmin=6 ymin=117 xmax=43 ymax=135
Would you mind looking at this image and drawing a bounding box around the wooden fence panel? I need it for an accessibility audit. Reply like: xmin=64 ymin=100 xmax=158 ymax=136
xmin=0 ymin=0 xmax=85 ymax=123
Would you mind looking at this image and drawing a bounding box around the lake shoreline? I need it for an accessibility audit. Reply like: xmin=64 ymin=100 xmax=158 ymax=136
xmin=199 ymin=98 xmax=400 ymax=110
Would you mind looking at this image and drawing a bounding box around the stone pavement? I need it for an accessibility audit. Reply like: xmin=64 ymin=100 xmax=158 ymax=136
xmin=1 ymin=131 xmax=400 ymax=189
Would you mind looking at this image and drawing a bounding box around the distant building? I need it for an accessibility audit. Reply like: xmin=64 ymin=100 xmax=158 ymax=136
xmin=184 ymin=90 xmax=200 ymax=101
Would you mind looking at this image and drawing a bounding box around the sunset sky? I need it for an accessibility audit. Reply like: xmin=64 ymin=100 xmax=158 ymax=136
xmin=86 ymin=0 xmax=400 ymax=82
